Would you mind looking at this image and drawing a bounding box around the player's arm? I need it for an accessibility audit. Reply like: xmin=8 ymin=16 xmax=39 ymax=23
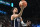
xmin=20 ymin=17 xmax=28 ymax=26
xmin=11 ymin=15 xmax=14 ymax=27
xmin=11 ymin=15 xmax=14 ymax=20
xmin=20 ymin=17 xmax=25 ymax=24
xmin=18 ymin=7 xmax=24 ymax=17
xmin=20 ymin=17 xmax=31 ymax=26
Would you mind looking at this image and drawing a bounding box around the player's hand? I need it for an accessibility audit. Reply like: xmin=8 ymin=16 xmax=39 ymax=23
xmin=26 ymin=20 xmax=31 ymax=26
xmin=20 ymin=5 xmax=25 ymax=10
xmin=20 ymin=2 xmax=25 ymax=10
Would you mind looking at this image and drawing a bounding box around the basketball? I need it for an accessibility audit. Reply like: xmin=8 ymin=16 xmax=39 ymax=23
xmin=19 ymin=1 xmax=27 ymax=8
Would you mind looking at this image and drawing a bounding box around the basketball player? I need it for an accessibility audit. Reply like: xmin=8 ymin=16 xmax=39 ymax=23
xmin=11 ymin=6 xmax=31 ymax=27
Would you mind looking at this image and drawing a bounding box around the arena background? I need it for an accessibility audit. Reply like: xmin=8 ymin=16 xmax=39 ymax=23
xmin=0 ymin=0 xmax=40 ymax=27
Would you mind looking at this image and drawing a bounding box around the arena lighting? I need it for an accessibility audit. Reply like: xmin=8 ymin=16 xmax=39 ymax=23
xmin=5 ymin=2 xmax=10 ymax=6
xmin=0 ymin=0 xmax=2 ymax=1
xmin=0 ymin=1 xmax=5 ymax=4
xmin=0 ymin=10 xmax=7 ymax=14
xmin=11 ymin=3 xmax=14 ymax=7
xmin=0 ymin=1 xmax=10 ymax=6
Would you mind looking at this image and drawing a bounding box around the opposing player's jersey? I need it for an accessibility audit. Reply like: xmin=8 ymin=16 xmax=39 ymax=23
xmin=14 ymin=17 xmax=21 ymax=27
